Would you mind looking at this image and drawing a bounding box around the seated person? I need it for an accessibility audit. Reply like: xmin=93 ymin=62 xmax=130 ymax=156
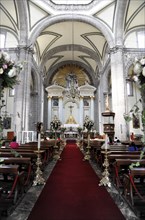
xmin=9 ymin=136 xmax=19 ymax=149
xmin=128 ymin=142 xmax=138 ymax=151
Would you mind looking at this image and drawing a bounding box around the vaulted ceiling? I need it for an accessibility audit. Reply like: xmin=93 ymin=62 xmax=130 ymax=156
xmin=0 ymin=0 xmax=145 ymax=85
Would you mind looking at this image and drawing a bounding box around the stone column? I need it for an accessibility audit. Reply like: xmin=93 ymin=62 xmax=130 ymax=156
xmin=79 ymin=96 xmax=84 ymax=127
xmin=90 ymin=96 xmax=95 ymax=121
xmin=110 ymin=46 xmax=127 ymax=140
xmin=59 ymin=96 xmax=63 ymax=123
xmin=48 ymin=96 xmax=52 ymax=129
xmin=14 ymin=46 xmax=34 ymax=133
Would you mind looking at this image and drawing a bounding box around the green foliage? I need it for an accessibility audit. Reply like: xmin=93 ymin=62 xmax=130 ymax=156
xmin=142 ymin=109 xmax=145 ymax=127
xmin=1 ymin=74 xmax=19 ymax=88
xmin=83 ymin=119 xmax=94 ymax=131
xmin=123 ymin=99 xmax=142 ymax=123
xmin=0 ymin=50 xmax=22 ymax=91
xmin=77 ymin=127 xmax=83 ymax=133
xmin=123 ymin=114 xmax=132 ymax=122
xmin=10 ymin=149 xmax=22 ymax=158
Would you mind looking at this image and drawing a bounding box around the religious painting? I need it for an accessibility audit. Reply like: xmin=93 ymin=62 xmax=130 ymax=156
xmin=132 ymin=114 xmax=140 ymax=129
xmin=52 ymin=98 xmax=59 ymax=106
xmin=83 ymin=99 xmax=89 ymax=106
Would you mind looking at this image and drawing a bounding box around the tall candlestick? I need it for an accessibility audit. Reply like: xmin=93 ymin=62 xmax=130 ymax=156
xmin=38 ymin=133 xmax=41 ymax=150
xmin=105 ymin=134 xmax=108 ymax=150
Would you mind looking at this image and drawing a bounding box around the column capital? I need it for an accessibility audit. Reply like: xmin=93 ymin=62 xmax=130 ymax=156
xmin=109 ymin=45 xmax=124 ymax=54
xmin=59 ymin=96 xmax=63 ymax=99
xmin=47 ymin=96 xmax=52 ymax=99
xmin=17 ymin=45 xmax=34 ymax=54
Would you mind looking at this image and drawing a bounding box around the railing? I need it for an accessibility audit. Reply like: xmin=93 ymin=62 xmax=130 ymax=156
xmin=17 ymin=131 xmax=37 ymax=144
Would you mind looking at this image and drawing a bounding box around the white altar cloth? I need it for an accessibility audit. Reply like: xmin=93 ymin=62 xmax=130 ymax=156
xmin=64 ymin=124 xmax=79 ymax=128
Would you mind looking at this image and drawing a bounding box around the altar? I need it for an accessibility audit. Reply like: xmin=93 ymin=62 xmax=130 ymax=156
xmin=64 ymin=124 xmax=79 ymax=128
xmin=63 ymin=124 xmax=79 ymax=139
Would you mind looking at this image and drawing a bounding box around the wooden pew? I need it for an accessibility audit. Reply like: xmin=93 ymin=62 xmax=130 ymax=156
xmin=0 ymin=165 xmax=24 ymax=205
xmin=108 ymin=154 xmax=145 ymax=164
xmin=110 ymin=151 xmax=141 ymax=154
xmin=113 ymin=159 xmax=145 ymax=188
xmin=109 ymin=144 xmax=129 ymax=151
xmin=0 ymin=157 xmax=32 ymax=187
xmin=20 ymin=141 xmax=59 ymax=162
xmin=123 ymin=168 xmax=145 ymax=206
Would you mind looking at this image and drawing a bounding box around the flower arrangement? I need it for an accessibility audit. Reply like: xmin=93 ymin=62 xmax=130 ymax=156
xmin=0 ymin=50 xmax=23 ymax=147
xmin=83 ymin=116 xmax=94 ymax=132
xmin=0 ymin=50 xmax=23 ymax=91
xmin=50 ymin=116 xmax=61 ymax=131
xmin=125 ymin=57 xmax=145 ymax=168
xmin=77 ymin=127 xmax=83 ymax=133
xmin=132 ymin=57 xmax=145 ymax=85
xmin=60 ymin=127 xmax=66 ymax=133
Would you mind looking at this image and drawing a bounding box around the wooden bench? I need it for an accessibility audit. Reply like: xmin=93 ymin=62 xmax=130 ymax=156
xmin=113 ymin=159 xmax=145 ymax=188
xmin=123 ymin=168 xmax=145 ymax=206
xmin=0 ymin=157 xmax=32 ymax=187
xmin=108 ymin=154 xmax=145 ymax=164
xmin=0 ymin=165 xmax=24 ymax=205
xmin=109 ymin=144 xmax=129 ymax=151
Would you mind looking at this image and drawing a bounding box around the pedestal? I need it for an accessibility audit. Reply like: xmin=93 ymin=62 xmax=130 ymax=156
xmin=83 ymin=133 xmax=91 ymax=161
xmin=53 ymin=133 xmax=61 ymax=160
xmin=33 ymin=150 xmax=45 ymax=186
xmin=99 ymin=150 xmax=111 ymax=187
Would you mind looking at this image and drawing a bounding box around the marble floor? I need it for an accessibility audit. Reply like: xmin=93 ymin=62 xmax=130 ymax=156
xmin=0 ymin=149 xmax=141 ymax=220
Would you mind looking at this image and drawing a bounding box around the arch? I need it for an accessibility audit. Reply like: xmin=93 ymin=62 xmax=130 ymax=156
xmin=28 ymin=14 xmax=114 ymax=48
xmin=114 ymin=0 xmax=128 ymax=45
xmin=44 ymin=60 xmax=98 ymax=88
xmin=16 ymin=0 xmax=29 ymax=44
xmin=63 ymin=99 xmax=79 ymax=109
xmin=41 ymin=44 xmax=102 ymax=68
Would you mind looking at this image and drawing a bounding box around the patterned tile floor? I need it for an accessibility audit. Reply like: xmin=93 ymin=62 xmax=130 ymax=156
xmin=1 ymin=148 xmax=142 ymax=220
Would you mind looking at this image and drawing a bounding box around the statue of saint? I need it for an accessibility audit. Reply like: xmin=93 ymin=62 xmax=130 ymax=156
xmin=105 ymin=94 xmax=110 ymax=112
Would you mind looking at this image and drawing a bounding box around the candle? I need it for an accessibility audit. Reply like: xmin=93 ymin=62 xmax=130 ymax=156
xmin=105 ymin=134 xmax=108 ymax=150
xmin=38 ymin=133 xmax=41 ymax=150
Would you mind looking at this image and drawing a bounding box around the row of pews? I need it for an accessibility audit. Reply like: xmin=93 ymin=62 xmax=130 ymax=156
xmin=0 ymin=139 xmax=59 ymax=216
xmin=82 ymin=139 xmax=145 ymax=218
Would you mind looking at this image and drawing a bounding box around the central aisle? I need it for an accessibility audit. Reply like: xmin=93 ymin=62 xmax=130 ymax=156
xmin=27 ymin=142 xmax=125 ymax=220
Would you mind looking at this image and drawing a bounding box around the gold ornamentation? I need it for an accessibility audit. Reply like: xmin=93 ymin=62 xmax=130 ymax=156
xmin=99 ymin=149 xmax=111 ymax=187
xmin=52 ymin=64 xmax=90 ymax=87
xmin=33 ymin=150 xmax=45 ymax=186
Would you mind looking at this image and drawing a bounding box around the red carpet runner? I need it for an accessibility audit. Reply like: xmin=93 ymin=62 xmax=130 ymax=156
xmin=27 ymin=143 xmax=125 ymax=220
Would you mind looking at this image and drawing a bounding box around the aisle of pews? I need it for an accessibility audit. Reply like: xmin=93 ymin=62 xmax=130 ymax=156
xmin=82 ymin=139 xmax=145 ymax=218
xmin=0 ymin=139 xmax=58 ymax=217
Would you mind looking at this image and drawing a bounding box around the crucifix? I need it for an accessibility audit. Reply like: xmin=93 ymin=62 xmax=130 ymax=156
xmin=68 ymin=105 xmax=74 ymax=115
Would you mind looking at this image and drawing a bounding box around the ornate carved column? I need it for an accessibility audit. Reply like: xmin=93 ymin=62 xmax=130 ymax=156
xmin=110 ymin=46 xmax=127 ymax=140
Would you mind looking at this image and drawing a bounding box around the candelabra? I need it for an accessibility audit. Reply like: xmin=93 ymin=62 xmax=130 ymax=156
xmin=83 ymin=132 xmax=91 ymax=160
xmin=99 ymin=149 xmax=111 ymax=187
xmin=53 ymin=131 xmax=61 ymax=160
xmin=33 ymin=150 xmax=45 ymax=186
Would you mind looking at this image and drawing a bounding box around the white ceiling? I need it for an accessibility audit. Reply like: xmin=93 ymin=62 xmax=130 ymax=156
xmin=0 ymin=0 xmax=145 ymax=84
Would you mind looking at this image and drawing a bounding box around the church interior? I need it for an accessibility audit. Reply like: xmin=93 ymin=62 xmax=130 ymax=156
xmin=0 ymin=0 xmax=145 ymax=219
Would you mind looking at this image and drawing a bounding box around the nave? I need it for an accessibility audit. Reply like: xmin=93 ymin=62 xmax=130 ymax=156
xmin=0 ymin=141 xmax=140 ymax=220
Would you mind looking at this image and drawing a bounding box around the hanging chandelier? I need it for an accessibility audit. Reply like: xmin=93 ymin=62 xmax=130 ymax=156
xmin=64 ymin=72 xmax=80 ymax=100
xmin=63 ymin=12 xmax=80 ymax=101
